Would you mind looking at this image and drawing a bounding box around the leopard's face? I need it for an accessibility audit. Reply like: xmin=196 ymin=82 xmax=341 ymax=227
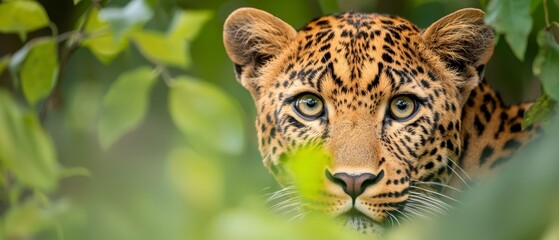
xmin=224 ymin=8 xmax=493 ymax=235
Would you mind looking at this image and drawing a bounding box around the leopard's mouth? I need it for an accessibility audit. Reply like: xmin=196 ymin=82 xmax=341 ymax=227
xmin=338 ymin=208 xmax=387 ymax=234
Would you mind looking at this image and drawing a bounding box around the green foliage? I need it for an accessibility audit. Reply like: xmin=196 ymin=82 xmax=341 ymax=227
xmin=98 ymin=0 xmax=153 ymax=37
xmin=81 ymin=8 xmax=129 ymax=64
xmin=169 ymin=76 xmax=245 ymax=155
xmin=0 ymin=90 xmax=58 ymax=191
xmin=98 ymin=66 xmax=158 ymax=150
xmin=132 ymin=30 xmax=190 ymax=67
xmin=0 ymin=0 xmax=558 ymax=239
xmin=538 ymin=24 xmax=559 ymax=101
xmin=0 ymin=0 xmax=49 ymax=40
xmin=285 ymin=147 xmax=331 ymax=203
xmin=523 ymin=93 xmax=557 ymax=129
xmin=485 ymin=0 xmax=533 ymax=60
xmin=20 ymin=38 xmax=59 ymax=107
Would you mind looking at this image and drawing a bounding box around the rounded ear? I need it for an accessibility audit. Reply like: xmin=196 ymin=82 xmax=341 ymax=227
xmin=421 ymin=8 xmax=494 ymax=102
xmin=223 ymin=8 xmax=297 ymax=97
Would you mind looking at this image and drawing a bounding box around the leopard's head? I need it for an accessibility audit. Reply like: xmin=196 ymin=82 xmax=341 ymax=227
xmin=224 ymin=8 xmax=493 ymax=234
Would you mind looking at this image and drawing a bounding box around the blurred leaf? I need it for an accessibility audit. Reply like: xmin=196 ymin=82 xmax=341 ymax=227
xmin=98 ymin=66 xmax=157 ymax=150
xmin=133 ymin=30 xmax=190 ymax=68
xmin=2 ymin=198 xmax=69 ymax=239
xmin=82 ymin=8 xmax=129 ymax=64
xmin=169 ymin=76 xmax=245 ymax=155
xmin=0 ymin=0 xmax=49 ymax=40
xmin=0 ymin=56 xmax=9 ymax=76
xmin=8 ymin=44 xmax=30 ymax=88
xmin=430 ymin=117 xmax=559 ymax=240
xmin=73 ymin=0 xmax=82 ymax=5
xmin=285 ymin=147 xmax=331 ymax=203
xmin=167 ymin=147 xmax=223 ymax=210
xmin=168 ymin=10 xmax=213 ymax=41
xmin=210 ymin=206 xmax=367 ymax=240
xmin=523 ymin=94 xmax=557 ymax=129
xmin=540 ymin=24 xmax=559 ymax=101
xmin=318 ymin=0 xmax=341 ymax=14
xmin=99 ymin=0 xmax=153 ymax=37
xmin=486 ymin=0 xmax=532 ymax=60
xmin=20 ymin=38 xmax=59 ymax=107
xmin=0 ymin=90 xmax=58 ymax=191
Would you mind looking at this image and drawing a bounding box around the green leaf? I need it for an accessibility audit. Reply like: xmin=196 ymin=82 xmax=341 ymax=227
xmin=20 ymin=38 xmax=59 ymax=107
xmin=540 ymin=24 xmax=559 ymax=101
xmin=0 ymin=56 xmax=9 ymax=76
xmin=98 ymin=66 xmax=158 ymax=150
xmin=168 ymin=10 xmax=213 ymax=41
xmin=285 ymin=147 xmax=331 ymax=204
xmin=0 ymin=1 xmax=49 ymax=40
xmin=522 ymin=93 xmax=557 ymax=129
xmin=0 ymin=90 xmax=58 ymax=191
xmin=8 ymin=42 xmax=30 ymax=88
xmin=167 ymin=147 xmax=223 ymax=209
xmin=169 ymin=76 xmax=245 ymax=155
xmin=81 ymin=8 xmax=129 ymax=64
xmin=318 ymin=0 xmax=341 ymax=14
xmin=133 ymin=30 xmax=190 ymax=68
xmin=99 ymin=0 xmax=153 ymax=37
xmin=486 ymin=0 xmax=533 ymax=61
xmin=3 ymin=197 xmax=69 ymax=238
xmin=73 ymin=0 xmax=82 ymax=5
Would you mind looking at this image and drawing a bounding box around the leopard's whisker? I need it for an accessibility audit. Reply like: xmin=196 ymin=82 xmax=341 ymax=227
xmin=446 ymin=157 xmax=472 ymax=181
xmin=411 ymin=179 xmax=463 ymax=193
xmin=386 ymin=212 xmax=400 ymax=227
xmin=394 ymin=209 xmax=415 ymax=224
xmin=409 ymin=186 xmax=459 ymax=203
xmin=408 ymin=191 xmax=454 ymax=210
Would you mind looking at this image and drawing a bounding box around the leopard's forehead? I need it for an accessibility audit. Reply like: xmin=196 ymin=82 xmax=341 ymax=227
xmin=272 ymin=12 xmax=433 ymax=113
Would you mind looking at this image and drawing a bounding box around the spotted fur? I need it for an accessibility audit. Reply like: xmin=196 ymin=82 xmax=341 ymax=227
xmin=223 ymin=8 xmax=539 ymax=235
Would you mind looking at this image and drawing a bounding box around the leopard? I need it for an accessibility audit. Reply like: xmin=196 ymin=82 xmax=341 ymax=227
xmin=223 ymin=7 xmax=540 ymax=235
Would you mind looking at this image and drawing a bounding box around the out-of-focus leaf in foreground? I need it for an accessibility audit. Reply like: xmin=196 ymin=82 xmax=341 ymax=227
xmin=169 ymin=76 xmax=245 ymax=155
xmin=2 ymin=198 xmax=70 ymax=239
xmin=427 ymin=116 xmax=559 ymax=240
xmin=485 ymin=0 xmax=532 ymax=60
xmin=0 ymin=0 xmax=50 ymax=40
xmin=81 ymin=8 xmax=129 ymax=64
xmin=20 ymin=38 xmax=59 ymax=107
xmin=284 ymin=146 xmax=331 ymax=205
xmin=0 ymin=90 xmax=58 ymax=191
xmin=98 ymin=66 xmax=157 ymax=150
xmin=210 ymin=201 xmax=368 ymax=240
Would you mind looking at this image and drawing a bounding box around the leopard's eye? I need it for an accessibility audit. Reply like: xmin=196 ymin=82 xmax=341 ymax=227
xmin=294 ymin=93 xmax=324 ymax=119
xmin=388 ymin=95 xmax=417 ymax=120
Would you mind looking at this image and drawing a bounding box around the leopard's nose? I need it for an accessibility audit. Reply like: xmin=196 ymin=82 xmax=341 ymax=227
xmin=325 ymin=170 xmax=385 ymax=199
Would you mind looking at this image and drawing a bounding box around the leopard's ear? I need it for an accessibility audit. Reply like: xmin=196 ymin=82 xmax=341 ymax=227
xmin=421 ymin=8 xmax=494 ymax=101
xmin=223 ymin=8 xmax=297 ymax=97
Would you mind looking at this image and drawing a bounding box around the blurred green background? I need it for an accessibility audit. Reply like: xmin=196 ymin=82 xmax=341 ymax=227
xmin=0 ymin=0 xmax=557 ymax=239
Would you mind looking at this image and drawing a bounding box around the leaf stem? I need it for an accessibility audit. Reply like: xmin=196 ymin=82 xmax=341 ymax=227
xmin=544 ymin=0 xmax=550 ymax=28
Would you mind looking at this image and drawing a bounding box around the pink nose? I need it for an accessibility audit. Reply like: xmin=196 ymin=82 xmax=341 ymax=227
xmin=325 ymin=170 xmax=384 ymax=200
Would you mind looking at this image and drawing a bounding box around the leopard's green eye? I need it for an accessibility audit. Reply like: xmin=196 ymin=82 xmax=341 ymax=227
xmin=389 ymin=95 xmax=417 ymax=120
xmin=294 ymin=93 xmax=324 ymax=119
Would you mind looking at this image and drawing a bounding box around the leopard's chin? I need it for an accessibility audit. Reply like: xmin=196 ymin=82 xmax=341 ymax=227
xmin=339 ymin=210 xmax=385 ymax=235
